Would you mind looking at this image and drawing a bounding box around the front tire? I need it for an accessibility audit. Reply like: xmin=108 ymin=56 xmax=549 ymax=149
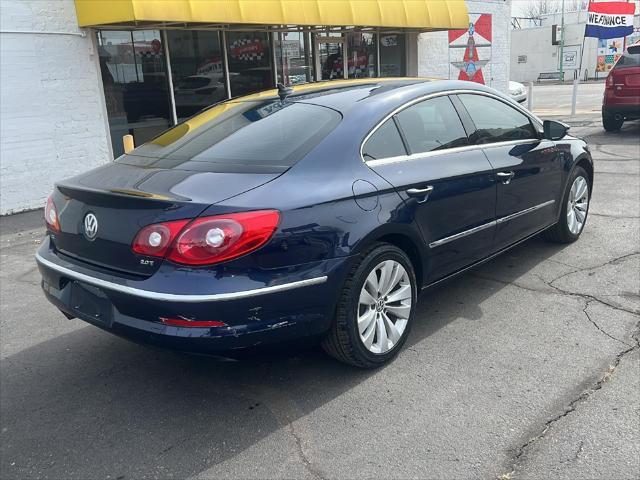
xmin=602 ymin=109 xmax=623 ymax=132
xmin=545 ymin=166 xmax=591 ymax=243
xmin=322 ymin=243 xmax=417 ymax=368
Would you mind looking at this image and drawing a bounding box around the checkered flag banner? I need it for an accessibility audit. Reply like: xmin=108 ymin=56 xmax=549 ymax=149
xmin=230 ymin=38 xmax=265 ymax=61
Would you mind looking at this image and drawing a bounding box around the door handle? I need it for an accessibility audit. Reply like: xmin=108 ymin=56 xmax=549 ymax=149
xmin=497 ymin=171 xmax=515 ymax=185
xmin=406 ymin=186 xmax=434 ymax=199
xmin=406 ymin=186 xmax=434 ymax=203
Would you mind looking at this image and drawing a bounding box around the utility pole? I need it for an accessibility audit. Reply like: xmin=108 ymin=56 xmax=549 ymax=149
xmin=559 ymin=0 xmax=566 ymax=82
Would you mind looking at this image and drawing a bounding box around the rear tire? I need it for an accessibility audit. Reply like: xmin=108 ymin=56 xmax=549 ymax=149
xmin=322 ymin=243 xmax=417 ymax=368
xmin=545 ymin=166 xmax=590 ymax=244
xmin=602 ymin=109 xmax=623 ymax=132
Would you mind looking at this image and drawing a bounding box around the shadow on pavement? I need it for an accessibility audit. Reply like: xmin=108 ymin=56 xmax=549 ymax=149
xmin=0 ymin=234 xmax=569 ymax=479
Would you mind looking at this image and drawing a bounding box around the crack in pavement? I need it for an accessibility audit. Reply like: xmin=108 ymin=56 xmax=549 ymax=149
xmin=583 ymin=300 xmax=633 ymax=347
xmin=499 ymin=327 xmax=640 ymax=480
xmin=549 ymin=252 xmax=639 ymax=284
xmin=486 ymin=250 xmax=640 ymax=316
xmin=472 ymin=271 xmax=639 ymax=338
xmin=487 ymin=249 xmax=640 ymax=479
xmin=287 ymin=422 xmax=327 ymax=480
xmin=546 ymin=252 xmax=640 ymax=317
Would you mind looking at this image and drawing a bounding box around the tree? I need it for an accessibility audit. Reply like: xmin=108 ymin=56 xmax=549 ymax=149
xmin=520 ymin=0 xmax=588 ymax=18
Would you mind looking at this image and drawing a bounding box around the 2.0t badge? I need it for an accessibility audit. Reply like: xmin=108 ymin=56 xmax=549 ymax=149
xmin=83 ymin=212 xmax=98 ymax=241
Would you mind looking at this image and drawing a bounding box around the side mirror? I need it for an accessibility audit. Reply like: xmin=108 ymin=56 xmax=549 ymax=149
xmin=543 ymin=120 xmax=570 ymax=141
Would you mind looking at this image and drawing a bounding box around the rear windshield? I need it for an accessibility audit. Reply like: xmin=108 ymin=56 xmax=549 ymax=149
xmin=118 ymin=100 xmax=341 ymax=172
xmin=615 ymin=52 xmax=640 ymax=69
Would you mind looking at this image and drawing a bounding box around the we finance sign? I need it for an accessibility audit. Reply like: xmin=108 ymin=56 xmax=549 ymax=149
xmin=585 ymin=1 xmax=635 ymax=39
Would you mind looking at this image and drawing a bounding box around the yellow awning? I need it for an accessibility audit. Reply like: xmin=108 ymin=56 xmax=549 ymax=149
xmin=74 ymin=0 xmax=469 ymax=31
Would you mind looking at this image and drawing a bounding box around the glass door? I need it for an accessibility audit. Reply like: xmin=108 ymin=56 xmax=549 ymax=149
xmin=347 ymin=32 xmax=377 ymax=78
xmin=96 ymin=30 xmax=173 ymax=157
xmin=314 ymin=34 xmax=347 ymax=81
xmin=274 ymin=31 xmax=313 ymax=86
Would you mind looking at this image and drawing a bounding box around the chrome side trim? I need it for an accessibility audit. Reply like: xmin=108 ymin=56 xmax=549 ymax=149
xmin=361 ymin=88 xmax=543 ymax=166
xmin=495 ymin=200 xmax=555 ymax=224
xmin=423 ymin=222 xmax=556 ymax=291
xmin=429 ymin=200 xmax=556 ymax=249
xmin=35 ymin=253 xmax=328 ymax=303
xmin=429 ymin=220 xmax=497 ymax=248
xmin=366 ymin=139 xmax=537 ymax=167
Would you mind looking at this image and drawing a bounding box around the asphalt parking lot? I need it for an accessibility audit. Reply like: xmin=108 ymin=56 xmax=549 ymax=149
xmin=1 ymin=91 xmax=639 ymax=479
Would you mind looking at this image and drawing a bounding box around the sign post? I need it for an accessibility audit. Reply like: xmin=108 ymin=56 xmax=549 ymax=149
xmin=559 ymin=0 xmax=566 ymax=82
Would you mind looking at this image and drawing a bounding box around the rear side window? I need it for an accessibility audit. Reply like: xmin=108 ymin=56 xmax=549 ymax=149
xmin=615 ymin=52 xmax=640 ymax=69
xmin=362 ymin=119 xmax=407 ymax=160
xmin=395 ymin=96 xmax=469 ymax=154
xmin=120 ymin=101 xmax=341 ymax=172
xmin=458 ymin=94 xmax=538 ymax=144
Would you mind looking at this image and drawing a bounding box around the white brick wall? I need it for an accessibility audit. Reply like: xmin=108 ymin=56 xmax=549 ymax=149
xmin=417 ymin=0 xmax=512 ymax=94
xmin=0 ymin=0 xmax=110 ymax=215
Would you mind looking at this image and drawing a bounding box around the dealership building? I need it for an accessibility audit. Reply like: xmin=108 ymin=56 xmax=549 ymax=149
xmin=0 ymin=0 xmax=511 ymax=215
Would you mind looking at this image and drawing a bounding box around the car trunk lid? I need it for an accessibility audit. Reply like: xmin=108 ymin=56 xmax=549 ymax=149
xmin=51 ymin=161 xmax=281 ymax=277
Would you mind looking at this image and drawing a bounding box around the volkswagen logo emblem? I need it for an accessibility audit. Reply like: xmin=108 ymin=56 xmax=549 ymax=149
xmin=83 ymin=213 xmax=98 ymax=241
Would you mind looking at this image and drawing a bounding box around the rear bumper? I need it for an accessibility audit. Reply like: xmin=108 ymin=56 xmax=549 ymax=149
xmin=36 ymin=237 xmax=351 ymax=353
xmin=603 ymin=94 xmax=640 ymax=119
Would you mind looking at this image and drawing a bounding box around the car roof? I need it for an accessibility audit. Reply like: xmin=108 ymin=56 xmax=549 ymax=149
xmin=226 ymin=77 xmax=500 ymax=113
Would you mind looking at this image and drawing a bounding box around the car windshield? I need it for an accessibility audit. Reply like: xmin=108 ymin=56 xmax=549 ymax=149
xmin=118 ymin=100 xmax=341 ymax=172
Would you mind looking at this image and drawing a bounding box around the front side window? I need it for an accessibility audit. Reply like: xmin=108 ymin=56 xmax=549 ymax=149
xmin=458 ymin=94 xmax=538 ymax=144
xmin=362 ymin=119 xmax=406 ymax=161
xmin=395 ymin=96 xmax=469 ymax=154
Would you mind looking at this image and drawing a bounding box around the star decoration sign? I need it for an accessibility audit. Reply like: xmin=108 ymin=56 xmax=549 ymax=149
xmin=449 ymin=14 xmax=492 ymax=85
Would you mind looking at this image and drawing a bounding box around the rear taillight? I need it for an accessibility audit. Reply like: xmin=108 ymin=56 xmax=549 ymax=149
xmin=132 ymin=219 xmax=190 ymax=257
xmin=44 ymin=195 xmax=60 ymax=232
xmin=606 ymin=74 xmax=615 ymax=88
xmin=132 ymin=210 xmax=280 ymax=266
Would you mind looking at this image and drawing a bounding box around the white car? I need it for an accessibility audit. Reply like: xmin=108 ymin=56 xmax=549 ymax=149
xmin=174 ymin=75 xmax=226 ymax=117
xmin=509 ymin=81 xmax=528 ymax=104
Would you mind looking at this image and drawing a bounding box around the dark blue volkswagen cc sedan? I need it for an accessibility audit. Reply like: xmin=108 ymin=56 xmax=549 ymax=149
xmin=37 ymin=78 xmax=593 ymax=367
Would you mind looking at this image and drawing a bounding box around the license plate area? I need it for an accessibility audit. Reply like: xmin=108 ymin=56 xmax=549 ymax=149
xmin=69 ymin=281 xmax=113 ymax=328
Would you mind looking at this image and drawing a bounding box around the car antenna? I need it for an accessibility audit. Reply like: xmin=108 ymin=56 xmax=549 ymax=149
xmin=277 ymin=83 xmax=293 ymax=102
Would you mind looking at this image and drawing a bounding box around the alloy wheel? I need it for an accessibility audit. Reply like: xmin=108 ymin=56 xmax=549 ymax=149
xmin=357 ymin=260 xmax=412 ymax=354
xmin=567 ymin=176 xmax=589 ymax=235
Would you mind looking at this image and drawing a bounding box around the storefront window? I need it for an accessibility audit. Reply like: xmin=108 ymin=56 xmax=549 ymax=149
xmin=166 ymin=31 xmax=226 ymax=121
xmin=97 ymin=30 xmax=172 ymax=157
xmin=316 ymin=34 xmax=346 ymax=80
xmin=379 ymin=33 xmax=406 ymax=77
xmin=226 ymin=32 xmax=274 ymax=97
xmin=347 ymin=32 xmax=377 ymax=78
xmin=274 ymin=32 xmax=312 ymax=86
